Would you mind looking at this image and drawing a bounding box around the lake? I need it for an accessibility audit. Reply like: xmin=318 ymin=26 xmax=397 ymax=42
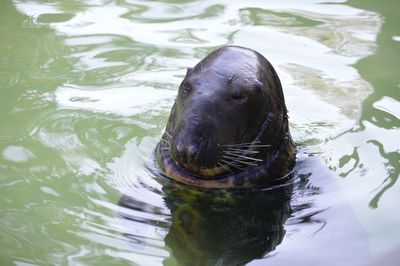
xmin=0 ymin=0 xmax=399 ymax=265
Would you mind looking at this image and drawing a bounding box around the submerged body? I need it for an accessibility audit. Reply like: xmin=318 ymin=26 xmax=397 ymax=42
xmin=156 ymin=46 xmax=295 ymax=188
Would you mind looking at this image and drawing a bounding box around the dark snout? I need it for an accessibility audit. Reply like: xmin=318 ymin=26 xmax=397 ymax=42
xmin=170 ymin=116 xmax=219 ymax=170
xmin=169 ymin=95 xmax=223 ymax=170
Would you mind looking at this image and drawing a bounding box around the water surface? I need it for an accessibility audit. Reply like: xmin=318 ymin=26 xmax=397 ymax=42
xmin=0 ymin=0 xmax=399 ymax=265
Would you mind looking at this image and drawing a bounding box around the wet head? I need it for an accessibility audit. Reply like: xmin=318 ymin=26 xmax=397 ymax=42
xmin=156 ymin=46 xmax=295 ymax=188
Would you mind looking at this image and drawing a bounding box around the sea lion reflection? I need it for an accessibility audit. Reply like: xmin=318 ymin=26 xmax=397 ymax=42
xmin=119 ymin=181 xmax=292 ymax=265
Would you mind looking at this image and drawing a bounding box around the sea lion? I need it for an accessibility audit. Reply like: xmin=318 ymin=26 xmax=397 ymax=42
xmin=156 ymin=46 xmax=295 ymax=188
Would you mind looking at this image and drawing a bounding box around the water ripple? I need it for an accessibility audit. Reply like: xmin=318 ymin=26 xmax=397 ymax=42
xmin=2 ymin=0 xmax=396 ymax=265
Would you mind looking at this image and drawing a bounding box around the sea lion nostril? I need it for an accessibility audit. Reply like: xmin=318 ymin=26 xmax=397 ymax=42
xmin=171 ymin=134 xmax=219 ymax=170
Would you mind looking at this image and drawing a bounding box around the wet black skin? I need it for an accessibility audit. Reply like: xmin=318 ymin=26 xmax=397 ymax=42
xmin=156 ymin=46 xmax=295 ymax=188
xmin=171 ymin=50 xmax=268 ymax=168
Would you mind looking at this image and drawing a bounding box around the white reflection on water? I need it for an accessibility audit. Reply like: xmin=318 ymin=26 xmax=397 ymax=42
xmin=373 ymin=96 xmax=400 ymax=119
xmin=16 ymin=0 xmax=380 ymax=131
xmin=56 ymin=86 xmax=175 ymax=116
xmin=2 ymin=146 xmax=35 ymax=163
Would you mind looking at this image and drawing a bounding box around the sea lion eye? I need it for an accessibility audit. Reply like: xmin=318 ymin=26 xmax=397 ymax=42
xmin=231 ymin=94 xmax=246 ymax=101
xmin=181 ymin=82 xmax=192 ymax=95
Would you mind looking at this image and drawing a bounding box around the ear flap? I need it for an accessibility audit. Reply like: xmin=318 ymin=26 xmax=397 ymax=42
xmin=186 ymin=67 xmax=194 ymax=76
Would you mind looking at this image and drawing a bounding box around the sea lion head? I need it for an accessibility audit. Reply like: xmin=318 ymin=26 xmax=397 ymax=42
xmin=157 ymin=46 xmax=294 ymax=188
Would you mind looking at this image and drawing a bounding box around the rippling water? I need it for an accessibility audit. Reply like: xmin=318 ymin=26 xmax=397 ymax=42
xmin=1 ymin=0 xmax=399 ymax=265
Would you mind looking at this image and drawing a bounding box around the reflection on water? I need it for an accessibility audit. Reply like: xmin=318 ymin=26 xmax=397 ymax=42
xmin=116 ymin=154 xmax=371 ymax=265
xmin=0 ymin=0 xmax=399 ymax=264
xmin=121 ymin=180 xmax=292 ymax=266
xmin=351 ymin=0 xmax=400 ymax=209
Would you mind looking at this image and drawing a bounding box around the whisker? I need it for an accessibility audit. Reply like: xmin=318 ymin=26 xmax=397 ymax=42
xmin=246 ymin=144 xmax=271 ymax=148
xmin=164 ymin=131 xmax=172 ymax=138
xmin=222 ymin=156 xmax=258 ymax=166
xmin=219 ymin=141 xmax=260 ymax=147
xmin=220 ymin=159 xmax=247 ymax=171
xmin=217 ymin=162 xmax=233 ymax=173
xmin=220 ymin=143 xmax=271 ymax=148
xmin=224 ymin=149 xmax=260 ymax=154
xmin=222 ymin=153 xmax=263 ymax=162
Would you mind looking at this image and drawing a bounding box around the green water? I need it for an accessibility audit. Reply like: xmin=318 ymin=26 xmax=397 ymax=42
xmin=0 ymin=0 xmax=399 ymax=265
